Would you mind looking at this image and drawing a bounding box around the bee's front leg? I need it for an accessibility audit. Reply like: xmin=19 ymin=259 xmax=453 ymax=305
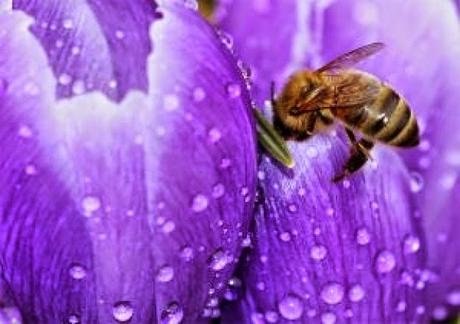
xmin=333 ymin=129 xmax=374 ymax=182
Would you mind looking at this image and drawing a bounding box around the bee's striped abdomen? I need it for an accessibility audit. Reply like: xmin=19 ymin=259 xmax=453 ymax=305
xmin=356 ymin=87 xmax=419 ymax=147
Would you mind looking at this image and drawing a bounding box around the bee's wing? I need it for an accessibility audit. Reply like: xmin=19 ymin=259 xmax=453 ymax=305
xmin=316 ymin=42 xmax=384 ymax=74
xmin=317 ymin=73 xmax=382 ymax=108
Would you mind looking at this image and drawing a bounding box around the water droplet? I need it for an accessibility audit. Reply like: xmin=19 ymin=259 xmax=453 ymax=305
xmin=321 ymin=312 xmax=337 ymax=324
xmin=112 ymin=301 xmax=133 ymax=322
xmin=416 ymin=305 xmax=425 ymax=315
xmin=287 ymin=203 xmax=298 ymax=213
xmin=403 ymin=235 xmax=421 ymax=254
xmin=348 ymin=284 xmax=365 ymax=302
xmin=321 ymin=282 xmax=345 ymax=305
xmin=325 ymin=207 xmax=335 ymax=216
xmin=432 ymin=305 xmax=448 ymax=320
xmin=163 ymin=94 xmax=180 ymax=111
xmin=375 ymin=250 xmax=396 ymax=273
xmin=279 ymin=232 xmax=291 ymax=242
xmin=115 ymin=30 xmax=125 ymax=39
xmin=191 ymin=194 xmax=209 ymax=212
xmin=278 ymin=294 xmax=304 ymax=320
xmin=62 ymin=18 xmax=74 ymax=29
xmin=160 ymin=302 xmax=183 ymax=324
xmin=208 ymin=127 xmax=222 ymax=143
xmin=68 ymin=314 xmax=80 ymax=323
xmin=212 ymin=183 xmax=225 ymax=199
xmin=396 ymin=300 xmax=406 ymax=312
xmin=265 ymin=311 xmax=279 ymax=323
xmin=310 ymin=245 xmax=327 ymax=261
xmin=209 ymin=249 xmax=231 ymax=271
xmin=69 ymin=263 xmax=87 ymax=280
xmin=225 ymin=83 xmax=241 ymax=98
xmin=356 ymin=227 xmax=371 ymax=245
xmin=193 ymin=87 xmax=206 ymax=102
xmin=71 ymin=80 xmax=85 ymax=95
xmin=217 ymin=30 xmax=234 ymax=50
xmin=410 ymin=172 xmax=424 ymax=193
xmin=220 ymin=158 xmax=232 ymax=169
xmin=179 ymin=246 xmax=194 ymax=262
xmin=256 ymin=281 xmax=265 ymax=291
xmin=342 ymin=180 xmax=351 ymax=189
xmin=71 ymin=46 xmax=80 ymax=55
xmin=162 ymin=221 xmax=175 ymax=234
xmin=206 ymin=297 xmax=219 ymax=308
xmin=446 ymin=288 xmax=460 ymax=305
xmin=59 ymin=73 xmax=72 ymax=85
xmin=18 ymin=125 xmax=33 ymax=138
xmin=81 ymin=195 xmax=101 ymax=216
xmin=156 ymin=265 xmax=174 ymax=283
xmin=25 ymin=164 xmax=37 ymax=175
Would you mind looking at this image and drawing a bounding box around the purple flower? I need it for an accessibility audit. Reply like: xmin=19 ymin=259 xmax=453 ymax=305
xmin=0 ymin=1 xmax=256 ymax=322
xmin=215 ymin=0 xmax=460 ymax=322
xmin=1 ymin=0 xmax=459 ymax=323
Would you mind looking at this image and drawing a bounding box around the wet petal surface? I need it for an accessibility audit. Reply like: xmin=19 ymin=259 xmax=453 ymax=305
xmin=0 ymin=2 xmax=256 ymax=322
xmin=222 ymin=135 xmax=426 ymax=323
xmin=218 ymin=0 xmax=460 ymax=319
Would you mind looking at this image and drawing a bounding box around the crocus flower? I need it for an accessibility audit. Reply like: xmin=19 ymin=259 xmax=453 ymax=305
xmin=0 ymin=0 xmax=256 ymax=322
xmin=1 ymin=1 xmax=460 ymax=324
xmin=214 ymin=0 xmax=460 ymax=322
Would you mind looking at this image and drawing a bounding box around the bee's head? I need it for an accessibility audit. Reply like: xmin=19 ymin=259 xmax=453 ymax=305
xmin=272 ymin=71 xmax=320 ymax=136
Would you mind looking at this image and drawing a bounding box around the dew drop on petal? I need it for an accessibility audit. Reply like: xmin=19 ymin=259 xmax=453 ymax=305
xmin=310 ymin=245 xmax=328 ymax=261
xmin=396 ymin=300 xmax=407 ymax=312
xmin=25 ymin=164 xmax=37 ymax=175
xmin=348 ymin=284 xmax=365 ymax=302
xmin=161 ymin=221 xmax=175 ymax=234
xmin=209 ymin=249 xmax=231 ymax=271
xmin=375 ymin=250 xmax=396 ymax=273
xmin=279 ymin=232 xmax=291 ymax=242
xmin=321 ymin=312 xmax=337 ymax=324
xmin=287 ymin=203 xmax=298 ymax=213
xmin=409 ymin=172 xmax=424 ymax=193
xmin=179 ymin=246 xmax=194 ymax=262
xmin=161 ymin=302 xmax=184 ymax=324
xmin=68 ymin=314 xmax=80 ymax=323
xmin=163 ymin=94 xmax=180 ymax=111
xmin=212 ymin=183 xmax=225 ymax=198
xmin=446 ymin=288 xmax=460 ymax=305
xmin=193 ymin=87 xmax=206 ymax=102
xmin=72 ymin=80 xmax=85 ymax=95
xmin=69 ymin=263 xmax=87 ymax=280
xmin=403 ymin=235 xmax=421 ymax=254
xmin=18 ymin=125 xmax=33 ymax=138
xmin=208 ymin=127 xmax=222 ymax=143
xmin=306 ymin=146 xmax=319 ymax=158
xmin=112 ymin=301 xmax=133 ymax=322
xmin=62 ymin=18 xmax=74 ymax=29
xmin=156 ymin=265 xmax=174 ymax=283
xmin=431 ymin=305 xmax=448 ymax=321
xmin=225 ymin=83 xmax=241 ymax=98
xmin=59 ymin=73 xmax=72 ymax=85
xmin=356 ymin=227 xmax=371 ymax=245
xmin=191 ymin=194 xmax=209 ymax=212
xmin=320 ymin=282 xmax=345 ymax=305
xmin=278 ymin=294 xmax=304 ymax=320
xmin=265 ymin=311 xmax=279 ymax=323
xmin=81 ymin=195 xmax=101 ymax=216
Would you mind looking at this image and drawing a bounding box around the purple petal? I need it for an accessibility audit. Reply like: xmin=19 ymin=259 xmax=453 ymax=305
xmin=0 ymin=2 xmax=256 ymax=322
xmin=13 ymin=0 xmax=158 ymax=101
xmin=219 ymin=0 xmax=460 ymax=318
xmin=222 ymin=136 xmax=426 ymax=323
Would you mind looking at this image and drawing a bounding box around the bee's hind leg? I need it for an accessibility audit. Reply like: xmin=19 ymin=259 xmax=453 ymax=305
xmin=333 ymin=129 xmax=375 ymax=182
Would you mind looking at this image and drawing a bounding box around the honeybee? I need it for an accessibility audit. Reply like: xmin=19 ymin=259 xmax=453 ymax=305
xmin=272 ymin=42 xmax=420 ymax=182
